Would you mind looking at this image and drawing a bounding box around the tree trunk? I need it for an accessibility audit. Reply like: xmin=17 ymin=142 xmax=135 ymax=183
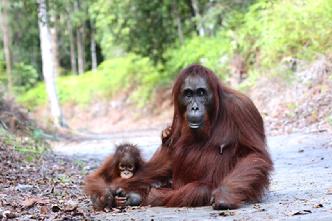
xmin=37 ymin=0 xmax=65 ymax=127
xmin=90 ymin=26 xmax=97 ymax=71
xmin=50 ymin=21 xmax=60 ymax=77
xmin=190 ymin=0 xmax=205 ymax=37
xmin=0 ymin=0 xmax=13 ymax=95
xmin=67 ymin=18 xmax=77 ymax=74
xmin=75 ymin=0 xmax=85 ymax=74
xmin=172 ymin=2 xmax=184 ymax=43
xmin=50 ymin=13 xmax=60 ymax=76
xmin=76 ymin=26 xmax=85 ymax=74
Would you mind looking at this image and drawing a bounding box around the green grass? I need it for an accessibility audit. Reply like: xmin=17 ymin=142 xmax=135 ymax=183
xmin=0 ymin=127 xmax=47 ymax=160
xmin=18 ymin=53 xmax=159 ymax=108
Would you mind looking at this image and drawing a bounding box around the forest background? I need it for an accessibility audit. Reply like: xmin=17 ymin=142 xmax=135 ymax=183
xmin=0 ymin=0 xmax=331 ymax=133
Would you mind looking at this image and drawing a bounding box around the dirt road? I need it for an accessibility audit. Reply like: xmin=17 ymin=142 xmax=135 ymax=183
xmin=51 ymin=131 xmax=332 ymax=221
xmin=1 ymin=130 xmax=331 ymax=220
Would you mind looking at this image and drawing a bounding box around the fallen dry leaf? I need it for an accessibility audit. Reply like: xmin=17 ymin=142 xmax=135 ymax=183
xmin=219 ymin=211 xmax=235 ymax=217
xmin=40 ymin=206 xmax=49 ymax=214
xmin=313 ymin=204 xmax=323 ymax=208
xmin=21 ymin=198 xmax=38 ymax=208
xmin=291 ymin=210 xmax=312 ymax=216
xmin=21 ymin=197 xmax=49 ymax=208
xmin=64 ymin=204 xmax=78 ymax=212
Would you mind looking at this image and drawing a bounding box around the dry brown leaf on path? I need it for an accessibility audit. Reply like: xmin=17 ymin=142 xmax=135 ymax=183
xmin=40 ymin=205 xmax=49 ymax=214
xmin=21 ymin=197 xmax=49 ymax=208
xmin=219 ymin=211 xmax=236 ymax=217
xmin=291 ymin=210 xmax=312 ymax=216
xmin=313 ymin=204 xmax=324 ymax=208
xmin=63 ymin=200 xmax=79 ymax=212
xmin=21 ymin=198 xmax=37 ymax=208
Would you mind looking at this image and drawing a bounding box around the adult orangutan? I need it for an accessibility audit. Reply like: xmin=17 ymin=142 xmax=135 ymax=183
xmin=111 ymin=64 xmax=273 ymax=210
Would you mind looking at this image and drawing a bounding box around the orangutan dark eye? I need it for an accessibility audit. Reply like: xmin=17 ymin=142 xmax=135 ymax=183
xmin=197 ymin=88 xmax=206 ymax=96
xmin=128 ymin=165 xmax=134 ymax=171
xmin=119 ymin=164 xmax=125 ymax=170
xmin=184 ymin=89 xmax=193 ymax=98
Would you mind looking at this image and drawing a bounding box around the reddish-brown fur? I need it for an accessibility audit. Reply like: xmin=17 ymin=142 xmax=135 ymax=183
xmin=112 ymin=64 xmax=273 ymax=208
xmin=84 ymin=143 xmax=145 ymax=209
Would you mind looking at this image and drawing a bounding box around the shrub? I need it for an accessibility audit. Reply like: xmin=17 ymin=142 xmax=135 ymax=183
xmin=239 ymin=0 xmax=332 ymax=68
xmin=163 ymin=34 xmax=232 ymax=82
xmin=18 ymin=53 xmax=159 ymax=108
xmin=13 ymin=63 xmax=39 ymax=93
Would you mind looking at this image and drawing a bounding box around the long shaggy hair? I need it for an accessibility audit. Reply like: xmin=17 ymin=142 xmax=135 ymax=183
xmin=98 ymin=64 xmax=273 ymax=208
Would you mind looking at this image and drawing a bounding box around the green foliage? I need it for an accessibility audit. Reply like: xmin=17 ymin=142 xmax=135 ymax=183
xmin=12 ymin=0 xmax=332 ymax=110
xmin=90 ymin=0 xmax=194 ymax=62
xmin=164 ymin=34 xmax=232 ymax=82
xmin=0 ymin=127 xmax=47 ymax=160
xmin=238 ymin=0 xmax=332 ymax=67
xmin=8 ymin=1 xmax=42 ymax=77
xmin=96 ymin=53 xmax=160 ymax=106
xmin=18 ymin=82 xmax=47 ymax=108
xmin=162 ymin=0 xmax=332 ymax=87
xmin=13 ymin=63 xmax=39 ymax=93
xmin=19 ymin=54 xmax=159 ymax=108
xmin=0 ymin=57 xmax=5 ymax=83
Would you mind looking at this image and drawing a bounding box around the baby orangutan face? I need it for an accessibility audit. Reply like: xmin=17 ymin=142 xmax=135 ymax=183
xmin=118 ymin=157 xmax=135 ymax=179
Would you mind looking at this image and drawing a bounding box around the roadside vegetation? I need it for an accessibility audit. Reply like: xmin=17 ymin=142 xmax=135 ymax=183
xmin=0 ymin=95 xmax=48 ymax=160
xmin=11 ymin=0 xmax=331 ymax=109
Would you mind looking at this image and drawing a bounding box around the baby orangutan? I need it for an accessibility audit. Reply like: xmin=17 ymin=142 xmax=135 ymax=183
xmin=84 ymin=143 xmax=144 ymax=210
xmin=117 ymin=147 xmax=139 ymax=179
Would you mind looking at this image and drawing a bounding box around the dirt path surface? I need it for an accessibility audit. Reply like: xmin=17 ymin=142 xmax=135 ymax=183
xmin=1 ymin=131 xmax=332 ymax=220
xmin=56 ymin=131 xmax=332 ymax=220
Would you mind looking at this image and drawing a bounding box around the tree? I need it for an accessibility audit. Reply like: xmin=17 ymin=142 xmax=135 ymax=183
xmin=67 ymin=14 xmax=78 ymax=74
xmin=49 ymin=11 xmax=61 ymax=76
xmin=90 ymin=21 xmax=97 ymax=71
xmin=37 ymin=0 xmax=65 ymax=127
xmin=190 ymin=0 xmax=205 ymax=37
xmin=0 ymin=0 xmax=13 ymax=95
xmin=172 ymin=1 xmax=184 ymax=44
xmin=90 ymin=0 xmax=194 ymax=63
xmin=6 ymin=1 xmax=42 ymax=81
xmin=74 ymin=0 xmax=85 ymax=74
